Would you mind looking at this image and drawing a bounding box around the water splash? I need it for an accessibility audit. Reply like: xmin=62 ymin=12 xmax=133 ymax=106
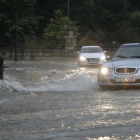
xmin=0 ymin=68 xmax=98 ymax=92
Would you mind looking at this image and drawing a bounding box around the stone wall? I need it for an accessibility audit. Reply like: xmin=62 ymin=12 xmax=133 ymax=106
xmin=0 ymin=49 xmax=115 ymax=60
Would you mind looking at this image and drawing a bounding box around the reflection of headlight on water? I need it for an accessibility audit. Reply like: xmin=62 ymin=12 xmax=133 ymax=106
xmin=100 ymin=55 xmax=105 ymax=60
xmin=100 ymin=67 xmax=113 ymax=74
xmin=80 ymin=56 xmax=86 ymax=61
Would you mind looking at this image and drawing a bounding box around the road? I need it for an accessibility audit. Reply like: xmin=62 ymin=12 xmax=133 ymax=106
xmin=0 ymin=58 xmax=140 ymax=140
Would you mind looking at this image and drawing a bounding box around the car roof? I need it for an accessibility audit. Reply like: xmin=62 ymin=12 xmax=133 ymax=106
xmin=122 ymin=43 xmax=140 ymax=46
xmin=81 ymin=46 xmax=100 ymax=48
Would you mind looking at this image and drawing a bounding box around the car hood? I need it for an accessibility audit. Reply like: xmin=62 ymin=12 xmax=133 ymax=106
xmin=80 ymin=53 xmax=104 ymax=58
xmin=102 ymin=59 xmax=140 ymax=68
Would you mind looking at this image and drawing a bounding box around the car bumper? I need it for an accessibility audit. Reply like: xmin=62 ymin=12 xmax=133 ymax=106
xmin=97 ymin=73 xmax=140 ymax=87
xmin=79 ymin=60 xmax=105 ymax=66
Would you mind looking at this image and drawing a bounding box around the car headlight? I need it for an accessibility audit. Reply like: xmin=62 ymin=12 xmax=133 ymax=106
xmin=100 ymin=55 xmax=105 ymax=60
xmin=100 ymin=67 xmax=113 ymax=74
xmin=79 ymin=56 xmax=86 ymax=61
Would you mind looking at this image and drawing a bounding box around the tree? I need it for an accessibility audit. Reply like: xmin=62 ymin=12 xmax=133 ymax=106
xmin=130 ymin=11 xmax=140 ymax=41
xmin=69 ymin=0 xmax=130 ymax=45
xmin=1 ymin=0 xmax=140 ymax=49
xmin=0 ymin=0 xmax=41 ymax=47
xmin=35 ymin=0 xmax=68 ymax=37
xmin=43 ymin=9 xmax=79 ymax=49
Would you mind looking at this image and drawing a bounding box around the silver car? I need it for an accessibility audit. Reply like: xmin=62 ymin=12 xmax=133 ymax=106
xmin=77 ymin=46 xmax=106 ymax=66
xmin=97 ymin=43 xmax=140 ymax=88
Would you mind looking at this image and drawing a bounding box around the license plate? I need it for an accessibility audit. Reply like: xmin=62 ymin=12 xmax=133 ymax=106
xmin=90 ymin=60 xmax=98 ymax=63
xmin=115 ymin=77 xmax=135 ymax=82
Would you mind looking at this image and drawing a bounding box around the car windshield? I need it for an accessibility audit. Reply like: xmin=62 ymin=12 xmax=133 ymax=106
xmin=112 ymin=44 xmax=140 ymax=60
xmin=81 ymin=47 xmax=102 ymax=53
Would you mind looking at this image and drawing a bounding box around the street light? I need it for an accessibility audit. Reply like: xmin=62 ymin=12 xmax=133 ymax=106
xmin=68 ymin=0 xmax=69 ymax=20
xmin=14 ymin=13 xmax=17 ymax=62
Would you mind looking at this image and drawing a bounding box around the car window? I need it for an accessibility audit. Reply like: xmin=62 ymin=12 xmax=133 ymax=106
xmin=112 ymin=45 xmax=140 ymax=60
xmin=81 ymin=47 xmax=102 ymax=53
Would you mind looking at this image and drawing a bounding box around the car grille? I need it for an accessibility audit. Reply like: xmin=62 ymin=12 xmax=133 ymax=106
xmin=87 ymin=58 xmax=99 ymax=62
xmin=115 ymin=67 xmax=137 ymax=74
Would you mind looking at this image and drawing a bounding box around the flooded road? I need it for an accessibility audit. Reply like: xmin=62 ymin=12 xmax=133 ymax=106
xmin=0 ymin=58 xmax=140 ymax=140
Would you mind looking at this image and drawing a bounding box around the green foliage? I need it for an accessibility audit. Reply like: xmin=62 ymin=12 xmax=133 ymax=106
xmin=94 ymin=29 xmax=107 ymax=43
xmin=43 ymin=9 xmax=79 ymax=49
xmin=1 ymin=0 xmax=140 ymax=49
xmin=113 ymin=11 xmax=140 ymax=43
xmin=0 ymin=0 xmax=42 ymax=47
xmin=130 ymin=11 xmax=140 ymax=31
xmin=69 ymin=0 xmax=131 ymax=47
xmin=115 ymin=21 xmax=133 ymax=43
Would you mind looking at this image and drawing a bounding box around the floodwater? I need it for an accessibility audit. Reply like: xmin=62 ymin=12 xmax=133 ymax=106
xmin=0 ymin=58 xmax=140 ymax=140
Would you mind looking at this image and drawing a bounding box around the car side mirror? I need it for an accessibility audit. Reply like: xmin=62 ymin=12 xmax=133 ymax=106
xmin=104 ymin=51 xmax=107 ymax=54
xmin=106 ymin=55 xmax=110 ymax=61
xmin=76 ymin=51 xmax=80 ymax=54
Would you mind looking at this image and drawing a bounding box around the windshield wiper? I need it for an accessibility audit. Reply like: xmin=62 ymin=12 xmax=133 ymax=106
xmin=129 ymin=56 xmax=140 ymax=58
xmin=115 ymin=55 xmax=127 ymax=58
